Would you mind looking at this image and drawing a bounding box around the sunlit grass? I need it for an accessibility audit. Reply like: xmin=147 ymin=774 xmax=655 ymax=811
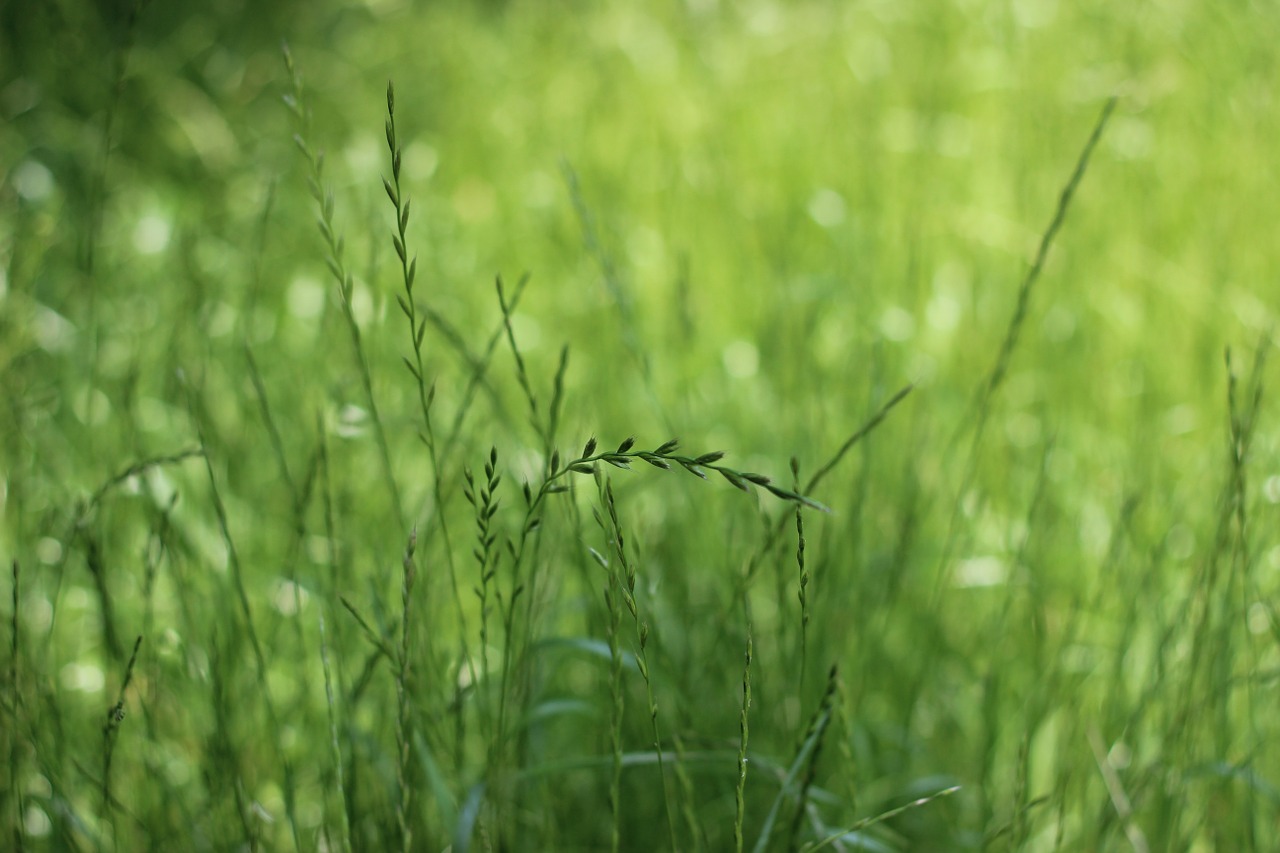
xmin=3 ymin=1 xmax=1279 ymax=849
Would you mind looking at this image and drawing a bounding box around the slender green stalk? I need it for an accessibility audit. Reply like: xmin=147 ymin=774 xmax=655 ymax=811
xmin=599 ymin=476 xmax=679 ymax=853
xmin=8 ymin=560 xmax=22 ymax=851
xmin=383 ymin=80 xmax=434 ymax=457
xmin=1088 ymin=725 xmax=1149 ymax=853
xmin=102 ymin=634 xmax=142 ymax=832
xmin=1011 ymin=730 xmax=1032 ymax=850
xmin=589 ymin=531 xmax=626 ymax=853
xmin=440 ymin=276 xmax=530 ymax=458
xmin=801 ymin=383 xmax=914 ymax=498
xmin=188 ymin=380 xmax=302 ymax=850
xmin=1227 ymin=341 xmax=1269 ymax=847
xmin=562 ymin=437 xmax=828 ymax=510
xmin=397 ymin=529 xmax=418 ymax=853
xmin=792 ymin=457 xmax=809 ymax=699
xmin=785 ymin=665 xmax=838 ymax=852
xmin=734 ymin=631 xmax=753 ymax=853
xmin=493 ymin=289 xmax=569 ymax=741
xmin=244 ymin=342 xmax=310 ymax=649
xmin=282 ymin=44 xmax=406 ymax=531
xmin=751 ymin=665 xmax=838 ymax=853
xmin=671 ymin=733 xmax=704 ymax=853
xmin=562 ymin=161 xmax=675 ymax=435
xmin=80 ymin=0 xmax=144 ymax=462
xmin=734 ymin=383 xmax=913 ymax=598
xmin=495 ymin=274 xmax=572 ymax=465
xmin=318 ymin=611 xmax=352 ymax=853
xmin=800 ymin=786 xmax=963 ymax=852
xmin=78 ymin=448 xmax=205 ymax=521
xmin=383 ymin=77 xmax=476 ymax=714
xmin=933 ymin=96 xmax=1117 ymax=602
xmin=463 ymin=448 xmax=503 ymax=735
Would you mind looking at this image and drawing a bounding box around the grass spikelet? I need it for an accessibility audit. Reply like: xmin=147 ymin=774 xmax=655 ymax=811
xmin=464 ymin=448 xmax=503 ymax=733
xmin=560 ymin=437 xmax=828 ymax=511
xmin=384 ymin=77 xmax=434 ymax=448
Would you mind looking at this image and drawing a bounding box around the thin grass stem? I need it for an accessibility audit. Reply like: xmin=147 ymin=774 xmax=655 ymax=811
xmin=283 ymin=44 xmax=406 ymax=531
xmin=734 ymin=631 xmax=753 ymax=853
xmin=933 ymin=96 xmax=1117 ymax=601
xmin=187 ymin=378 xmax=302 ymax=850
xmin=600 ymin=476 xmax=679 ymax=852
xmin=318 ymin=611 xmax=353 ymax=853
xmin=397 ymin=529 xmax=418 ymax=853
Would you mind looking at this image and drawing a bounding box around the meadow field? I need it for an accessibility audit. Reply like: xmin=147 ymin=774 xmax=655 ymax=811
xmin=3 ymin=0 xmax=1279 ymax=849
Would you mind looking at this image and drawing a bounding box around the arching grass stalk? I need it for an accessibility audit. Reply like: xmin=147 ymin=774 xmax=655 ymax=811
xmin=1224 ymin=341 xmax=1270 ymax=844
xmin=493 ymin=435 xmax=827 ymax=759
xmin=564 ymin=437 xmax=828 ymax=510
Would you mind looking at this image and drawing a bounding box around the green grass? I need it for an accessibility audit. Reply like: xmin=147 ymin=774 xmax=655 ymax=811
xmin=4 ymin=1 xmax=1280 ymax=849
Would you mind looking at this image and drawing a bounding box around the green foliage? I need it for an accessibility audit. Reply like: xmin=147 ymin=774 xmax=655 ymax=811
xmin=4 ymin=1 xmax=1280 ymax=850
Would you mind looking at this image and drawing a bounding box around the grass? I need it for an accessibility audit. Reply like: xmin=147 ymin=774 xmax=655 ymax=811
xmin=4 ymin=1 xmax=1280 ymax=849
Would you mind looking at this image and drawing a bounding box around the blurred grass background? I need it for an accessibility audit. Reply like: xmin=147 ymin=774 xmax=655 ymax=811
xmin=3 ymin=0 xmax=1280 ymax=849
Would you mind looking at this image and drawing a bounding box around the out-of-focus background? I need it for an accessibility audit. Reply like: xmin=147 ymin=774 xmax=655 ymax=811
xmin=3 ymin=1 xmax=1279 ymax=849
